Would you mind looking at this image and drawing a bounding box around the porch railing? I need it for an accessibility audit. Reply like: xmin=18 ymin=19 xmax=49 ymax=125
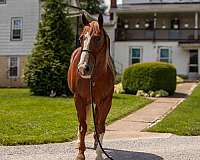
xmin=115 ymin=28 xmax=200 ymax=41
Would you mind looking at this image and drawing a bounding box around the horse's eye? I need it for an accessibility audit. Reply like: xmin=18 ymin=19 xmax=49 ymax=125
xmin=96 ymin=37 xmax=101 ymax=42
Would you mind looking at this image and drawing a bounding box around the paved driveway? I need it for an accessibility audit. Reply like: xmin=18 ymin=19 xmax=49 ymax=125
xmin=1 ymin=135 xmax=200 ymax=160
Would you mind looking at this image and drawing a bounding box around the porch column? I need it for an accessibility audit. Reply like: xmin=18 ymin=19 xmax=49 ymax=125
xmin=194 ymin=12 xmax=198 ymax=40
xmin=154 ymin=12 xmax=157 ymax=29
xmin=153 ymin=13 xmax=157 ymax=41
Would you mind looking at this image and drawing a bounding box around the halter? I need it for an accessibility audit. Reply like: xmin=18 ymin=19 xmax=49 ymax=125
xmin=77 ymin=48 xmax=96 ymax=79
xmin=81 ymin=49 xmax=92 ymax=53
xmin=78 ymin=30 xmax=110 ymax=80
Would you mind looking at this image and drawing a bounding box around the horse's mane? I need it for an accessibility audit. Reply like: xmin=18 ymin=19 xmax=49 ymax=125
xmin=103 ymin=29 xmax=116 ymax=79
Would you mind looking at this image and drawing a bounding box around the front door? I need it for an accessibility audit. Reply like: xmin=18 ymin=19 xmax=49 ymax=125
xmin=188 ymin=49 xmax=198 ymax=79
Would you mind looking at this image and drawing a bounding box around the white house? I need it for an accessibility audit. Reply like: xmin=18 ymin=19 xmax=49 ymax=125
xmin=106 ymin=0 xmax=200 ymax=79
xmin=0 ymin=0 xmax=40 ymax=87
xmin=1 ymin=0 xmax=200 ymax=88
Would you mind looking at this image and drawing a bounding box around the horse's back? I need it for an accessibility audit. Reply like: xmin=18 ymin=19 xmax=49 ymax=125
xmin=67 ymin=47 xmax=81 ymax=93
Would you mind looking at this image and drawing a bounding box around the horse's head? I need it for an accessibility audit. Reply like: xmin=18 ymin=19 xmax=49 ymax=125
xmin=78 ymin=13 xmax=107 ymax=79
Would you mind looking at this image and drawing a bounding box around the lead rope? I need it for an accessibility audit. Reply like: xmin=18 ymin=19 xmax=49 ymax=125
xmin=89 ymin=80 xmax=114 ymax=160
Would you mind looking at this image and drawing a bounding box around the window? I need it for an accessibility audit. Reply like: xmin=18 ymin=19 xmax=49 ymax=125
xmin=130 ymin=47 xmax=142 ymax=64
xmin=159 ymin=47 xmax=171 ymax=63
xmin=11 ymin=17 xmax=23 ymax=41
xmin=8 ymin=57 xmax=19 ymax=78
xmin=0 ymin=0 xmax=6 ymax=4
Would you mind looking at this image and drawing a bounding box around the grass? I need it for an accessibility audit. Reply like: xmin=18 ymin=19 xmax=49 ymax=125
xmin=0 ymin=88 xmax=151 ymax=145
xmin=148 ymin=84 xmax=200 ymax=136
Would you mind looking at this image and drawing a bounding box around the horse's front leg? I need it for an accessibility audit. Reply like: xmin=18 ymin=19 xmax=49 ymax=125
xmin=95 ymin=95 xmax=113 ymax=160
xmin=75 ymin=97 xmax=88 ymax=160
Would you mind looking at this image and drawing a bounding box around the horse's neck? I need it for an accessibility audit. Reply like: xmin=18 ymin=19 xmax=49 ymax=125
xmin=94 ymin=57 xmax=107 ymax=79
xmin=93 ymin=53 xmax=115 ymax=81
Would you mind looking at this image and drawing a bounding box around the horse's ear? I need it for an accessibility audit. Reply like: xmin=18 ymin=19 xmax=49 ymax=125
xmin=82 ymin=13 xmax=89 ymax=26
xmin=98 ymin=13 xmax=103 ymax=28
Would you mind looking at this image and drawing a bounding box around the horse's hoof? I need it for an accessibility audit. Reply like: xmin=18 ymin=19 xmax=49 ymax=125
xmin=75 ymin=153 xmax=85 ymax=160
xmin=95 ymin=155 xmax=103 ymax=160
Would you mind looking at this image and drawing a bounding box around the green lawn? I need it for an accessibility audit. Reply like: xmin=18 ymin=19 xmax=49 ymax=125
xmin=148 ymin=84 xmax=200 ymax=136
xmin=0 ymin=89 xmax=151 ymax=145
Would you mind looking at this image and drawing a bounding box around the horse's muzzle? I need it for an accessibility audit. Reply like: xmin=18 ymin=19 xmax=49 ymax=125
xmin=78 ymin=63 xmax=93 ymax=79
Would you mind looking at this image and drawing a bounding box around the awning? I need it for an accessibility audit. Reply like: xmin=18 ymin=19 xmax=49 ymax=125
xmin=179 ymin=40 xmax=200 ymax=49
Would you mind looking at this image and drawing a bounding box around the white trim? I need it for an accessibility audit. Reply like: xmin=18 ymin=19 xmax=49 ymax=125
xmin=8 ymin=56 xmax=20 ymax=79
xmin=129 ymin=46 xmax=143 ymax=65
xmin=158 ymin=46 xmax=172 ymax=63
xmin=11 ymin=17 xmax=23 ymax=41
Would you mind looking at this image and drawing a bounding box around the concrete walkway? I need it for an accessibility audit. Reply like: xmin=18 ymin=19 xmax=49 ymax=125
xmin=86 ymin=82 xmax=198 ymax=141
xmin=0 ymin=82 xmax=198 ymax=160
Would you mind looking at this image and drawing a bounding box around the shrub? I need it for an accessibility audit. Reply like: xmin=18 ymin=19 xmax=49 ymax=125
xmin=122 ymin=62 xmax=177 ymax=95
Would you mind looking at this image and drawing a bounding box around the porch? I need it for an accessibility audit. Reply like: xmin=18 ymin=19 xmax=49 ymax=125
xmin=115 ymin=12 xmax=200 ymax=41
xmin=115 ymin=29 xmax=200 ymax=41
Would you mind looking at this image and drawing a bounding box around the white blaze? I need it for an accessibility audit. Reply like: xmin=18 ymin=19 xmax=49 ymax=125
xmin=78 ymin=32 xmax=91 ymax=66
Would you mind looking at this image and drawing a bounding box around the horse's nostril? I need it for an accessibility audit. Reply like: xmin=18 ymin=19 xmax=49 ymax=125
xmin=85 ymin=65 xmax=90 ymax=72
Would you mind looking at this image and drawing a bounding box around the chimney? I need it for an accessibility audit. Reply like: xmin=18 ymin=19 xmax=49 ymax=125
xmin=111 ymin=0 xmax=117 ymax=8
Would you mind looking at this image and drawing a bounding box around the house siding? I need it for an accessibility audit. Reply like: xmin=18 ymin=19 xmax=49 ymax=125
xmin=0 ymin=0 xmax=39 ymax=56
xmin=114 ymin=41 xmax=189 ymax=75
xmin=0 ymin=0 xmax=39 ymax=87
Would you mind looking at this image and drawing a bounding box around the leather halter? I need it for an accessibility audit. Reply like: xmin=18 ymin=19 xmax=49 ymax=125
xmin=81 ymin=49 xmax=92 ymax=53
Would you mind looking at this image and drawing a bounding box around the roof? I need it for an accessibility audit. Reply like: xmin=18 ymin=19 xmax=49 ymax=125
xmin=120 ymin=1 xmax=200 ymax=6
xmin=112 ymin=2 xmax=200 ymax=13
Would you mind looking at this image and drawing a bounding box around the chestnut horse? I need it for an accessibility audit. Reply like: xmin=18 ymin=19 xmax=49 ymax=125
xmin=67 ymin=13 xmax=115 ymax=160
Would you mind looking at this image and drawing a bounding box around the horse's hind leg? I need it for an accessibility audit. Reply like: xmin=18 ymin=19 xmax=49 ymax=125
xmin=95 ymin=95 xmax=112 ymax=160
xmin=75 ymin=96 xmax=88 ymax=160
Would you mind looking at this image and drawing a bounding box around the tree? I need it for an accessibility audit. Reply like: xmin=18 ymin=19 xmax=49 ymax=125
xmin=80 ymin=0 xmax=107 ymax=14
xmin=25 ymin=0 xmax=74 ymax=96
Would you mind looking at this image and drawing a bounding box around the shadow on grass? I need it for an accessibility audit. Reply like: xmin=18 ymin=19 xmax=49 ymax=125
xmin=103 ymin=148 xmax=164 ymax=160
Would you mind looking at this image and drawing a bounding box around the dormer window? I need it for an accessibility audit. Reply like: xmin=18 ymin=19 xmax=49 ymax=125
xmin=0 ymin=0 xmax=6 ymax=4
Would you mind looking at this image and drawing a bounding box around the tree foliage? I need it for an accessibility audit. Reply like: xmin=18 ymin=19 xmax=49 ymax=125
xmin=80 ymin=0 xmax=107 ymax=14
xmin=25 ymin=0 xmax=74 ymax=96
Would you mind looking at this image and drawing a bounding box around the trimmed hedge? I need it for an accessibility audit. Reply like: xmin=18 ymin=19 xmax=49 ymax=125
xmin=122 ymin=62 xmax=177 ymax=95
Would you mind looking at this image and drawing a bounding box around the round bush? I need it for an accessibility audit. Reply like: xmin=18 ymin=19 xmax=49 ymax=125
xmin=122 ymin=62 xmax=177 ymax=95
